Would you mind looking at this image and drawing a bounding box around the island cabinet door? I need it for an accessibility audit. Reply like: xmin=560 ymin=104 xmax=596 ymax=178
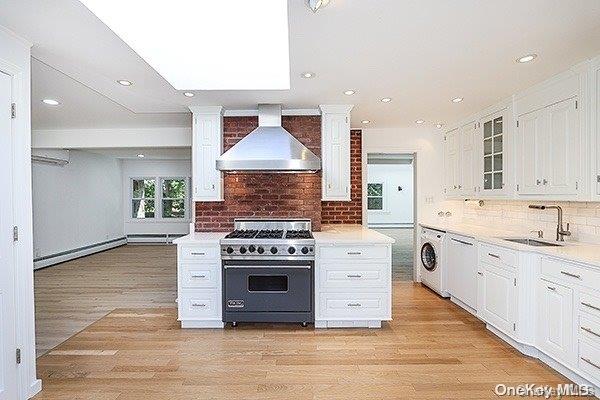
xmin=479 ymin=263 xmax=517 ymax=337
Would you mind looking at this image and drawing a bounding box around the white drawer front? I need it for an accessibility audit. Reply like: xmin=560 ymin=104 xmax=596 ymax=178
xmin=319 ymin=292 xmax=389 ymax=319
xmin=580 ymin=290 xmax=600 ymax=320
xmin=479 ymin=243 xmax=517 ymax=269
xmin=180 ymin=264 xmax=219 ymax=289
xmin=179 ymin=245 xmax=219 ymax=262
xmin=580 ymin=314 xmax=600 ymax=345
xmin=578 ymin=340 xmax=600 ymax=384
xmin=178 ymin=290 xmax=220 ymax=320
xmin=541 ymin=257 xmax=600 ymax=292
xmin=319 ymin=263 xmax=389 ymax=290
xmin=319 ymin=245 xmax=388 ymax=260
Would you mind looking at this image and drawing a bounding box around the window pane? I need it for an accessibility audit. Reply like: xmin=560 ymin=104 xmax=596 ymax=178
xmin=132 ymin=179 xmax=155 ymax=198
xmin=367 ymin=183 xmax=383 ymax=197
xmin=483 ymin=120 xmax=493 ymax=139
xmin=132 ymin=199 xmax=155 ymax=218
xmin=493 ymin=135 xmax=503 ymax=153
xmin=493 ymin=172 xmax=503 ymax=189
xmin=163 ymin=179 xmax=186 ymax=199
xmin=484 ymin=155 xmax=492 ymax=173
xmin=493 ymin=117 xmax=503 ymax=135
xmin=493 ymin=153 xmax=503 ymax=172
xmin=163 ymin=199 xmax=185 ymax=218
xmin=483 ymin=138 xmax=492 ymax=155
xmin=367 ymin=197 xmax=383 ymax=210
xmin=483 ymin=173 xmax=492 ymax=190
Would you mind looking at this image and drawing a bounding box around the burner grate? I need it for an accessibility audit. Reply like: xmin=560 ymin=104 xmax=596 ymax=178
xmin=285 ymin=230 xmax=313 ymax=239
xmin=225 ymin=229 xmax=258 ymax=239
xmin=256 ymin=229 xmax=284 ymax=239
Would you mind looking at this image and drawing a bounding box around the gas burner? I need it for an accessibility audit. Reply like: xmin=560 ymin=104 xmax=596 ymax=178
xmin=285 ymin=230 xmax=313 ymax=239
xmin=224 ymin=229 xmax=258 ymax=239
xmin=256 ymin=229 xmax=284 ymax=239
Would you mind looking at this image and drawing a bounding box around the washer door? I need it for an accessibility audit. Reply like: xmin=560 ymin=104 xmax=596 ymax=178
xmin=420 ymin=242 xmax=437 ymax=272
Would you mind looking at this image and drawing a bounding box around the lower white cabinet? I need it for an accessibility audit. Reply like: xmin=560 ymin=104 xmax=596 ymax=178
xmin=315 ymin=243 xmax=392 ymax=328
xmin=478 ymin=262 xmax=517 ymax=337
xmin=536 ymin=277 xmax=576 ymax=366
xmin=446 ymin=234 xmax=478 ymax=310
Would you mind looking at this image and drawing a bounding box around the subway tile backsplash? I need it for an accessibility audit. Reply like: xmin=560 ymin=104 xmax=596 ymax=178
xmin=462 ymin=200 xmax=600 ymax=243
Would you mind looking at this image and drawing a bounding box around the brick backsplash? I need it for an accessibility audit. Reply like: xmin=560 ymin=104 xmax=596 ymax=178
xmin=321 ymin=130 xmax=363 ymax=224
xmin=462 ymin=200 xmax=600 ymax=242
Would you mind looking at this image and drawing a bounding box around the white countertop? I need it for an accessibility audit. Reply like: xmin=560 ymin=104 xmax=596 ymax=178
xmin=172 ymin=232 xmax=227 ymax=245
xmin=419 ymin=221 xmax=600 ymax=269
xmin=314 ymin=224 xmax=395 ymax=245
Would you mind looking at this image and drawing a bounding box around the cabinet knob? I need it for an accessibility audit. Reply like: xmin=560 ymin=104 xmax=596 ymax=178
xmin=536 ymin=179 xmax=541 ymax=185
xmin=542 ymin=179 xmax=548 ymax=185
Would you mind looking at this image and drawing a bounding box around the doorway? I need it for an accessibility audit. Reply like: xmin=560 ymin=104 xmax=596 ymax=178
xmin=366 ymin=153 xmax=415 ymax=281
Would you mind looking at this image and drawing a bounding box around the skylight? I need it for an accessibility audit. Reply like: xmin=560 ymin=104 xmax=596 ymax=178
xmin=80 ymin=0 xmax=290 ymax=90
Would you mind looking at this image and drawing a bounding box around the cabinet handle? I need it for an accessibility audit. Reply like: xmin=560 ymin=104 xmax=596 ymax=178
xmin=581 ymin=302 xmax=600 ymax=312
xmin=450 ymin=238 xmax=474 ymax=246
xmin=211 ymin=184 xmax=215 ymax=190
xmin=191 ymin=302 xmax=207 ymax=308
xmin=347 ymin=303 xmax=362 ymax=307
xmin=547 ymin=286 xmax=556 ymax=291
xmin=477 ymin=272 xmax=483 ymax=276
xmin=581 ymin=326 xmax=600 ymax=338
xmin=458 ymin=185 xmax=462 ymax=189
xmin=453 ymin=185 xmax=457 ymax=189
xmin=581 ymin=357 xmax=600 ymax=370
xmin=488 ymin=253 xmax=500 ymax=259
xmin=560 ymin=271 xmax=581 ymax=279
xmin=347 ymin=252 xmax=362 ymax=255
xmin=191 ymin=252 xmax=206 ymax=256
xmin=191 ymin=274 xmax=206 ymax=278
xmin=346 ymin=274 xmax=362 ymax=278
xmin=536 ymin=179 xmax=541 ymax=185
xmin=543 ymin=179 xmax=548 ymax=185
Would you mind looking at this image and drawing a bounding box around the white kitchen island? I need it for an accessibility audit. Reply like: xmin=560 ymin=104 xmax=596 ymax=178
xmin=173 ymin=225 xmax=394 ymax=329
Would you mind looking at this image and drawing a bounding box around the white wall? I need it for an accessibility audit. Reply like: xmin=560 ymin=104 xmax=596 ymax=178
xmin=366 ymin=163 xmax=414 ymax=227
xmin=32 ymin=150 xmax=124 ymax=259
xmin=121 ymin=159 xmax=192 ymax=235
xmin=362 ymin=127 xmax=463 ymax=226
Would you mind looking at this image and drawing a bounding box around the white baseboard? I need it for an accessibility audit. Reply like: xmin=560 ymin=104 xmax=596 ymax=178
xmin=449 ymin=296 xmax=478 ymax=316
xmin=33 ymin=237 xmax=126 ymax=269
xmin=180 ymin=320 xmax=225 ymax=329
xmin=28 ymin=379 xmax=42 ymax=399
xmin=315 ymin=319 xmax=384 ymax=328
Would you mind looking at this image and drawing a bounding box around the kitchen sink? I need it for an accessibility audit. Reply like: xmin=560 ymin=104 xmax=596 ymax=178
xmin=501 ymin=238 xmax=562 ymax=247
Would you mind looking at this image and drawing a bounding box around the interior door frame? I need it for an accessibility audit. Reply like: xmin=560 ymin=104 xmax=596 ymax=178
xmin=0 ymin=32 xmax=40 ymax=399
xmin=362 ymin=146 xmax=419 ymax=281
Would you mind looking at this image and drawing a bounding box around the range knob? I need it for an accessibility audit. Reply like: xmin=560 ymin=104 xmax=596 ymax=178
xmin=270 ymin=246 xmax=278 ymax=254
xmin=248 ymin=245 xmax=256 ymax=253
xmin=226 ymin=247 xmax=234 ymax=254
xmin=288 ymin=246 xmax=296 ymax=254
xmin=239 ymin=246 xmax=247 ymax=254
xmin=301 ymin=247 xmax=309 ymax=255
xmin=257 ymin=246 xmax=265 ymax=254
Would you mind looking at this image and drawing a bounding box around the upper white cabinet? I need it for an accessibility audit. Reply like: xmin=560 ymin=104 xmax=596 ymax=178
xmin=479 ymin=108 xmax=511 ymax=197
xmin=320 ymin=105 xmax=353 ymax=201
xmin=190 ymin=106 xmax=224 ymax=202
xmin=444 ymin=128 xmax=460 ymax=196
xmin=515 ymin=97 xmax=580 ymax=197
xmin=444 ymin=122 xmax=476 ymax=198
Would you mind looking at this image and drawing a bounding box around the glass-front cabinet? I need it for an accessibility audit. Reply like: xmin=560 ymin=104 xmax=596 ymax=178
xmin=479 ymin=110 xmax=507 ymax=196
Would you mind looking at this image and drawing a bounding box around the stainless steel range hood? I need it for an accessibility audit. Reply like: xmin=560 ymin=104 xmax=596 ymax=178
xmin=216 ymin=104 xmax=321 ymax=173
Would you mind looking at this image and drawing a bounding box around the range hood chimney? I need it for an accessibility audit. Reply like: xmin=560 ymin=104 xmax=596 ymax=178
xmin=215 ymin=104 xmax=321 ymax=173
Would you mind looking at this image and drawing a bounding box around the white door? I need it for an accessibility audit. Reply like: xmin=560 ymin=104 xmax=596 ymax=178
xmin=480 ymin=263 xmax=516 ymax=336
xmin=0 ymin=71 xmax=18 ymax=400
xmin=460 ymin=122 xmax=476 ymax=196
xmin=322 ymin=113 xmax=350 ymax=200
xmin=537 ymin=278 xmax=575 ymax=366
xmin=545 ymin=98 xmax=579 ymax=195
xmin=516 ymin=108 xmax=546 ymax=195
xmin=192 ymin=113 xmax=222 ymax=201
xmin=446 ymin=235 xmax=477 ymax=309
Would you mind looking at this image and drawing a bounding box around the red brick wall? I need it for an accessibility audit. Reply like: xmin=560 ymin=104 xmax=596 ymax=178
xmin=195 ymin=116 xmax=323 ymax=232
xmin=321 ymin=130 xmax=363 ymax=224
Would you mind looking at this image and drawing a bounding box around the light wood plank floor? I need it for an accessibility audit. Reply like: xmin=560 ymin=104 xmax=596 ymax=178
xmin=33 ymin=281 xmax=579 ymax=399
xmin=34 ymin=245 xmax=177 ymax=356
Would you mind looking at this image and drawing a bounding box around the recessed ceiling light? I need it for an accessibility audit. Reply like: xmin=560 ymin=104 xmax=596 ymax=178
xmin=42 ymin=99 xmax=60 ymax=106
xmin=415 ymin=119 xmax=425 ymax=124
xmin=301 ymin=72 xmax=315 ymax=78
xmin=380 ymin=97 xmax=392 ymax=103
xmin=435 ymin=123 xmax=444 ymax=129
xmin=117 ymin=79 xmax=133 ymax=86
xmin=516 ymin=54 xmax=537 ymax=63
xmin=183 ymin=92 xmax=195 ymax=97
xmin=451 ymin=97 xmax=463 ymax=103
xmin=80 ymin=1 xmax=290 ymax=90
xmin=137 ymin=154 xmax=145 ymax=158
xmin=361 ymin=120 xmax=371 ymax=124
xmin=344 ymin=90 xmax=356 ymax=95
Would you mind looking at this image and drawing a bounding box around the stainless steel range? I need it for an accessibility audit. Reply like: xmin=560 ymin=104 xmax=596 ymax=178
xmin=220 ymin=218 xmax=315 ymax=327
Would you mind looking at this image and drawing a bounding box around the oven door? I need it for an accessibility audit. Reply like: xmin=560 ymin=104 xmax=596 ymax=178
xmin=223 ymin=260 xmax=313 ymax=313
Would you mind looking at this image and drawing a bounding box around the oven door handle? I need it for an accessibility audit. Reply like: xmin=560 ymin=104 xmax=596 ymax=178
xmin=223 ymin=265 xmax=312 ymax=269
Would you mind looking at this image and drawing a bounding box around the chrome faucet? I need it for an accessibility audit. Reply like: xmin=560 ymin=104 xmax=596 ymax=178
xmin=528 ymin=205 xmax=571 ymax=241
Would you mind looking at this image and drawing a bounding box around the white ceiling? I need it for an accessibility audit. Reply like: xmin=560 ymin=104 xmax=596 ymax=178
xmin=2 ymin=0 xmax=600 ymax=130
xmin=82 ymin=147 xmax=191 ymax=160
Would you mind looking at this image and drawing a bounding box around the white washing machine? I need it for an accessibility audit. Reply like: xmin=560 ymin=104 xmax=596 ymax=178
xmin=419 ymin=227 xmax=449 ymax=297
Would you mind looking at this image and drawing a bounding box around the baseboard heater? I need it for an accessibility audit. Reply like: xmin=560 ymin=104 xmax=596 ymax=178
xmin=34 ymin=236 xmax=127 ymax=270
xmin=126 ymin=233 xmax=185 ymax=244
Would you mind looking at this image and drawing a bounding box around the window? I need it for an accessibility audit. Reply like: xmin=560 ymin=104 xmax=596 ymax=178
xmin=131 ymin=177 xmax=189 ymax=220
xmin=162 ymin=178 xmax=186 ymax=218
xmin=132 ymin=179 xmax=156 ymax=219
xmin=367 ymin=183 xmax=384 ymax=211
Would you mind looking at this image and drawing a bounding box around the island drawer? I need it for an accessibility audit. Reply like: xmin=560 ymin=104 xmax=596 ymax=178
xmin=318 ymin=292 xmax=390 ymax=319
xmin=179 ymin=263 xmax=220 ymax=289
xmin=580 ymin=314 xmax=600 ymax=345
xmin=179 ymin=245 xmax=219 ymax=262
xmin=178 ymin=290 xmax=221 ymax=320
xmin=580 ymin=290 xmax=600 ymax=320
xmin=578 ymin=340 xmax=600 ymax=383
xmin=541 ymin=257 xmax=600 ymax=292
xmin=479 ymin=243 xmax=517 ymax=269
xmin=319 ymin=262 xmax=389 ymax=290
xmin=318 ymin=245 xmax=388 ymax=260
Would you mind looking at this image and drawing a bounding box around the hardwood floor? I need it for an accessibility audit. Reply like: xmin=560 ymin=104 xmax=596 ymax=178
xmin=34 ymin=245 xmax=177 ymax=356
xmin=33 ymin=271 xmax=578 ymax=399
